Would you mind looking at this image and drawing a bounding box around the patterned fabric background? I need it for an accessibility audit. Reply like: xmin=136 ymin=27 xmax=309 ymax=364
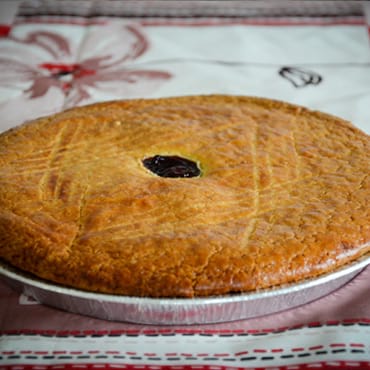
xmin=0 ymin=1 xmax=370 ymax=369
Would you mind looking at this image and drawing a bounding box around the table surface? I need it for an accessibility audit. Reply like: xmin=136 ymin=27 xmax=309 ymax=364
xmin=0 ymin=1 xmax=369 ymax=369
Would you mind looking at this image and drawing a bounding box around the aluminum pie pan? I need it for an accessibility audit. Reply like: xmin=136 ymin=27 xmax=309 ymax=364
xmin=1 ymin=254 xmax=370 ymax=325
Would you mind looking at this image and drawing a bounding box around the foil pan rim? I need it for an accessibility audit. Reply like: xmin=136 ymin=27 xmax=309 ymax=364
xmin=1 ymin=252 xmax=369 ymax=305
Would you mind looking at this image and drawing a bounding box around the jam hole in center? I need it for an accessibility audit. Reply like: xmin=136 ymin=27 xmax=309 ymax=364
xmin=142 ymin=155 xmax=201 ymax=178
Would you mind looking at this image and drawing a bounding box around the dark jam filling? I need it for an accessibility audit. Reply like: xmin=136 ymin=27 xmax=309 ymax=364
xmin=142 ymin=155 xmax=201 ymax=178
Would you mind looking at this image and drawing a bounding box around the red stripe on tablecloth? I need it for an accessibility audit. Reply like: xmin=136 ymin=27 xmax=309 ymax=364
xmin=1 ymin=361 xmax=370 ymax=369
xmin=13 ymin=16 xmax=367 ymax=28
xmin=15 ymin=17 xmax=107 ymax=26
xmin=139 ymin=18 xmax=367 ymax=27
xmin=1 ymin=318 xmax=369 ymax=336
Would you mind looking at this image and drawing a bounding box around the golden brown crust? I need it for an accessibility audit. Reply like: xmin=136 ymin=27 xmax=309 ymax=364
xmin=0 ymin=95 xmax=369 ymax=297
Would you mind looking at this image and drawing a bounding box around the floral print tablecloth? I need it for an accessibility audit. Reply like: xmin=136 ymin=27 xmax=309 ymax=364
xmin=0 ymin=1 xmax=370 ymax=369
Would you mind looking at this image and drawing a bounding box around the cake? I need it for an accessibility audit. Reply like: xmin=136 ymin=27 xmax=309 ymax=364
xmin=0 ymin=95 xmax=369 ymax=297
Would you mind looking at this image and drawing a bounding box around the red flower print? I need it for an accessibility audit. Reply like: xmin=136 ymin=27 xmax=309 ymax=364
xmin=0 ymin=22 xmax=171 ymax=128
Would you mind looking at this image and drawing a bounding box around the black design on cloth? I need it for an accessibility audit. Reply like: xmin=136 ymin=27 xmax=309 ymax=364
xmin=279 ymin=66 xmax=322 ymax=88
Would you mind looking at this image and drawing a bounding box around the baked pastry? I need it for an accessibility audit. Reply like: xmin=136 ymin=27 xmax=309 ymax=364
xmin=0 ymin=95 xmax=369 ymax=298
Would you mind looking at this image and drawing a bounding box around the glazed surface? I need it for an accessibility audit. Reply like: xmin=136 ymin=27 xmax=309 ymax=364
xmin=0 ymin=95 xmax=369 ymax=297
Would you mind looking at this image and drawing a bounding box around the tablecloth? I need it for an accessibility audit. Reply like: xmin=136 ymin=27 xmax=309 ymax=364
xmin=0 ymin=1 xmax=369 ymax=369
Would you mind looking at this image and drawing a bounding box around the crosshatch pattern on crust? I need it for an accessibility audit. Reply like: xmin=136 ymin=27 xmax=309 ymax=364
xmin=0 ymin=95 xmax=369 ymax=297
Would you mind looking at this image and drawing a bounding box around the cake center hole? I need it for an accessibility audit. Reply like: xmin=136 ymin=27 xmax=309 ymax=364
xmin=142 ymin=155 xmax=201 ymax=178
